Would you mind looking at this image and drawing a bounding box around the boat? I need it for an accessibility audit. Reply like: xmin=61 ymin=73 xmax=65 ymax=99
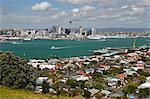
xmin=11 ymin=41 xmax=21 ymax=45
xmin=50 ymin=45 xmax=69 ymax=50
xmin=50 ymin=46 xmax=62 ymax=50
xmin=24 ymin=38 xmax=31 ymax=41
xmin=50 ymin=46 xmax=56 ymax=50
xmin=91 ymin=48 xmax=110 ymax=55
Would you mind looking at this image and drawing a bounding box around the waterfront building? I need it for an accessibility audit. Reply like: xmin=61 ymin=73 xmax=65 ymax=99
xmin=79 ymin=26 xmax=84 ymax=35
xmin=91 ymin=27 xmax=96 ymax=35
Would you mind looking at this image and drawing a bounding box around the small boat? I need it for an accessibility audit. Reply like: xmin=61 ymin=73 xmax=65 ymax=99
xmin=50 ymin=46 xmax=60 ymax=50
xmin=50 ymin=46 xmax=56 ymax=49
xmin=11 ymin=41 xmax=21 ymax=45
xmin=24 ymin=38 xmax=31 ymax=41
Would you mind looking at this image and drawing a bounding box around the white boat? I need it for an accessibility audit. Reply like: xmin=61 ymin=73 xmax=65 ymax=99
xmin=92 ymin=49 xmax=109 ymax=54
xmin=24 ymin=38 xmax=31 ymax=41
xmin=50 ymin=46 xmax=56 ymax=49
xmin=11 ymin=41 xmax=21 ymax=45
xmin=50 ymin=46 xmax=68 ymax=50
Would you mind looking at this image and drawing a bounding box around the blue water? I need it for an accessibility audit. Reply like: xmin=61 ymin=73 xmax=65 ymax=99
xmin=0 ymin=38 xmax=150 ymax=59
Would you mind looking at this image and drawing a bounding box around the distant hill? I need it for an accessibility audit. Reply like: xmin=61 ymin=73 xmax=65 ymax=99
xmin=70 ymin=28 xmax=149 ymax=32
xmin=96 ymin=28 xmax=148 ymax=32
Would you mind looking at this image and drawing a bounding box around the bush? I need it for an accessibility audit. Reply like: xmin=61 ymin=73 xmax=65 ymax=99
xmin=138 ymin=88 xmax=150 ymax=98
xmin=0 ymin=52 xmax=38 ymax=90
xmin=123 ymin=83 xmax=138 ymax=95
xmin=66 ymin=79 xmax=77 ymax=88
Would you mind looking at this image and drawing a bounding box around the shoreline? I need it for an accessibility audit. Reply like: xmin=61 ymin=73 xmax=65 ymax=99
xmin=0 ymin=36 xmax=150 ymax=41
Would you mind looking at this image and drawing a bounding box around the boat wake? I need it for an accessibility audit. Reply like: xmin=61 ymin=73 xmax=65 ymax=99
xmin=50 ymin=46 xmax=76 ymax=50
xmin=11 ymin=41 xmax=22 ymax=45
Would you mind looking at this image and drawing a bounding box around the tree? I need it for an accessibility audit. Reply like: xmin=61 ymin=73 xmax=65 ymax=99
xmin=123 ymin=83 xmax=138 ymax=95
xmin=94 ymin=83 xmax=104 ymax=90
xmin=42 ymin=80 xmax=50 ymax=94
xmin=137 ymin=69 xmax=150 ymax=77
xmin=66 ymin=79 xmax=77 ymax=88
xmin=0 ymin=52 xmax=37 ymax=90
xmin=138 ymin=75 xmax=146 ymax=84
xmin=138 ymin=88 xmax=150 ymax=98
xmin=83 ymin=90 xmax=91 ymax=98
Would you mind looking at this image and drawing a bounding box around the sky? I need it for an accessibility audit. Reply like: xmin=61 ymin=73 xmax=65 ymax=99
xmin=0 ymin=0 xmax=150 ymax=29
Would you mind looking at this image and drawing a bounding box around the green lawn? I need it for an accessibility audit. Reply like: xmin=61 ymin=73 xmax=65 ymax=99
xmin=0 ymin=86 xmax=84 ymax=99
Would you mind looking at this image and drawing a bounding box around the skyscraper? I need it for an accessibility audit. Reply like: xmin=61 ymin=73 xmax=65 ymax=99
xmin=79 ymin=26 xmax=84 ymax=35
xmin=91 ymin=27 xmax=96 ymax=35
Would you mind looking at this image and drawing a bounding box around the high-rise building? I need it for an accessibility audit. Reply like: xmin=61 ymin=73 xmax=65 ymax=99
xmin=79 ymin=26 xmax=84 ymax=35
xmin=91 ymin=27 xmax=96 ymax=35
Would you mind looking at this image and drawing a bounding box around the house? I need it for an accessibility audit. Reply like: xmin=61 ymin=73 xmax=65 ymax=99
xmin=116 ymin=74 xmax=125 ymax=80
xmin=73 ymin=75 xmax=90 ymax=81
xmin=39 ymin=64 xmax=55 ymax=70
xmin=100 ymin=90 xmax=112 ymax=96
xmin=63 ymin=63 xmax=76 ymax=69
xmin=123 ymin=69 xmax=137 ymax=76
xmin=35 ymin=77 xmax=49 ymax=93
xmin=35 ymin=86 xmax=43 ymax=93
xmin=120 ymin=60 xmax=129 ymax=65
xmin=132 ymin=62 xmax=144 ymax=71
xmin=85 ymin=68 xmax=95 ymax=74
xmin=88 ymin=88 xmax=99 ymax=97
xmin=110 ymin=91 xmax=124 ymax=98
xmin=135 ymin=63 xmax=144 ymax=69
xmin=36 ymin=77 xmax=48 ymax=85
xmin=100 ymin=64 xmax=110 ymax=70
xmin=107 ymin=77 xmax=121 ymax=88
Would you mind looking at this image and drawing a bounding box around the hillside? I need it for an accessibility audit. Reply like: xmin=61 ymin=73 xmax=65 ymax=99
xmin=0 ymin=86 xmax=83 ymax=99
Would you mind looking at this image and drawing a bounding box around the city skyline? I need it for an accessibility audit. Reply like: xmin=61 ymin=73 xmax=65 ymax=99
xmin=1 ymin=0 xmax=150 ymax=29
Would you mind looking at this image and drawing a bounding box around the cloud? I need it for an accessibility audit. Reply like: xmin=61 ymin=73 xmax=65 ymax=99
xmin=31 ymin=1 xmax=51 ymax=11
xmin=58 ymin=0 xmax=98 ymax=4
xmin=72 ymin=8 xmax=79 ymax=13
xmin=1 ymin=0 xmax=149 ymax=28
xmin=50 ymin=11 xmax=67 ymax=19
xmin=121 ymin=5 xmax=128 ymax=9
xmin=81 ymin=5 xmax=95 ymax=12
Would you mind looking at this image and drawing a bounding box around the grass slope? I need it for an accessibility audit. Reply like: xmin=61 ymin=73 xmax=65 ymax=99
xmin=0 ymin=86 xmax=83 ymax=99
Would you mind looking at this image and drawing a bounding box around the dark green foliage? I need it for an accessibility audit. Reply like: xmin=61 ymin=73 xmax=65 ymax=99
xmin=91 ymin=72 xmax=102 ymax=80
xmin=94 ymin=83 xmax=104 ymax=90
xmin=123 ymin=83 xmax=138 ymax=95
xmin=137 ymin=69 xmax=150 ymax=77
xmin=66 ymin=79 xmax=77 ymax=88
xmin=138 ymin=75 xmax=146 ymax=84
xmin=138 ymin=88 xmax=150 ymax=98
xmin=90 ymin=61 xmax=98 ymax=66
xmin=77 ymin=81 xmax=85 ymax=89
xmin=83 ymin=90 xmax=91 ymax=98
xmin=0 ymin=52 xmax=37 ymax=90
xmin=42 ymin=80 xmax=50 ymax=94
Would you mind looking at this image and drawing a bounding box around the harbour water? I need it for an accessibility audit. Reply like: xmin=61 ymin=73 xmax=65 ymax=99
xmin=0 ymin=38 xmax=150 ymax=59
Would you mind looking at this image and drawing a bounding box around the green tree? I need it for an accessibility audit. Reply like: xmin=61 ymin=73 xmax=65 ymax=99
xmin=83 ymin=90 xmax=91 ymax=98
xmin=138 ymin=88 xmax=150 ymax=98
xmin=66 ymin=79 xmax=77 ymax=88
xmin=42 ymin=80 xmax=50 ymax=94
xmin=138 ymin=75 xmax=146 ymax=84
xmin=94 ymin=83 xmax=104 ymax=90
xmin=0 ymin=52 xmax=37 ymax=90
xmin=123 ymin=83 xmax=138 ymax=95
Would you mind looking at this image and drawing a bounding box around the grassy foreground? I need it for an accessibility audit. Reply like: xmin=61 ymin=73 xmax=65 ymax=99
xmin=0 ymin=86 xmax=84 ymax=99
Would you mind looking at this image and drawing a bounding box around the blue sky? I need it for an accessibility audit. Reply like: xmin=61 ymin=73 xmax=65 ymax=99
xmin=0 ymin=0 xmax=150 ymax=29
